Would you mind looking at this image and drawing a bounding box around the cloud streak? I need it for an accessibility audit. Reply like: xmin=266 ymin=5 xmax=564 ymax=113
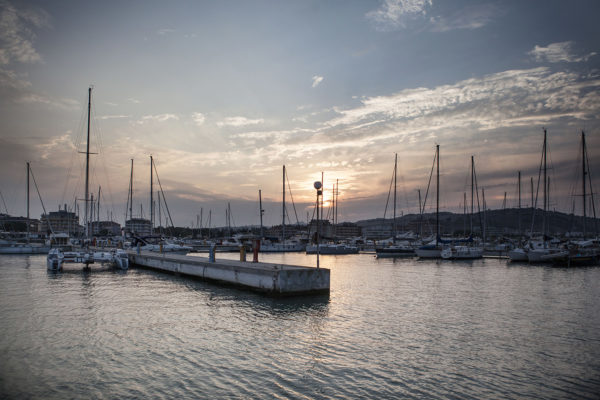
xmin=429 ymin=4 xmax=499 ymax=32
xmin=0 ymin=0 xmax=50 ymax=65
xmin=529 ymin=41 xmax=597 ymax=63
xmin=324 ymin=67 xmax=600 ymax=131
xmin=192 ymin=112 xmax=205 ymax=126
xmin=367 ymin=0 xmax=432 ymax=30
xmin=137 ymin=113 xmax=179 ymax=124
xmin=217 ymin=116 xmax=264 ymax=127
xmin=311 ymin=75 xmax=323 ymax=88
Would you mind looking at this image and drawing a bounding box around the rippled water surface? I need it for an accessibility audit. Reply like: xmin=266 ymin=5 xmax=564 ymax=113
xmin=1 ymin=253 xmax=600 ymax=399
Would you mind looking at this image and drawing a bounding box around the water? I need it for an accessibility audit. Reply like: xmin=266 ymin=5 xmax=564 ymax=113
xmin=1 ymin=253 xmax=599 ymax=399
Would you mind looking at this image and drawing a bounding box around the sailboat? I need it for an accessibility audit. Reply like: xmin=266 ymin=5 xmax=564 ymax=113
xmin=260 ymin=165 xmax=305 ymax=252
xmin=542 ymin=130 xmax=599 ymax=266
xmin=47 ymin=87 xmax=128 ymax=271
xmin=526 ymin=129 xmax=564 ymax=263
xmin=441 ymin=156 xmax=483 ymax=260
xmin=415 ymin=145 xmax=444 ymax=258
xmin=0 ymin=163 xmax=51 ymax=254
xmin=376 ymin=153 xmax=415 ymax=258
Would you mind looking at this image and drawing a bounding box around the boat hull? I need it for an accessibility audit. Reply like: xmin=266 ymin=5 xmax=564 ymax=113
xmin=375 ymin=248 xmax=415 ymax=258
xmin=306 ymin=244 xmax=359 ymax=255
xmin=415 ymin=247 xmax=442 ymax=258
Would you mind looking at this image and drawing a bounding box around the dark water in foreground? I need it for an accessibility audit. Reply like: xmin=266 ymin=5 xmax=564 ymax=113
xmin=1 ymin=253 xmax=599 ymax=399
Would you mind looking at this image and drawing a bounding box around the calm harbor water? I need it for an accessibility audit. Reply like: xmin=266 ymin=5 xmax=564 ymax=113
xmin=1 ymin=253 xmax=599 ymax=399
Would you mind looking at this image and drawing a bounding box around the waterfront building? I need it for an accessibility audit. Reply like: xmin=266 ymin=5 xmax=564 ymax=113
xmin=125 ymin=218 xmax=152 ymax=236
xmin=90 ymin=221 xmax=121 ymax=236
xmin=332 ymin=222 xmax=362 ymax=239
xmin=39 ymin=205 xmax=83 ymax=236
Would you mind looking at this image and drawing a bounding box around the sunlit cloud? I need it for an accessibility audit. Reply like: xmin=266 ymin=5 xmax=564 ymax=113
xmin=0 ymin=67 xmax=31 ymax=89
xmin=528 ymin=41 xmax=597 ymax=63
xmin=311 ymin=75 xmax=324 ymax=88
xmin=98 ymin=114 xmax=129 ymax=120
xmin=429 ymin=4 xmax=499 ymax=32
xmin=15 ymin=92 xmax=79 ymax=109
xmin=137 ymin=113 xmax=179 ymax=124
xmin=366 ymin=0 xmax=432 ymax=30
xmin=0 ymin=0 xmax=51 ymax=65
xmin=324 ymin=67 xmax=600 ymax=131
xmin=36 ymin=133 xmax=74 ymax=159
xmin=216 ymin=116 xmax=264 ymax=127
xmin=192 ymin=112 xmax=205 ymax=126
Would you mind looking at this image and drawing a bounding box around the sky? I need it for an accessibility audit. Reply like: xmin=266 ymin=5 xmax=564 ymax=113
xmin=0 ymin=0 xmax=599 ymax=228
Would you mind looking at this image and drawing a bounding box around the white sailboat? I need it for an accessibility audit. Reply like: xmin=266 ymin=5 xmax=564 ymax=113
xmin=0 ymin=163 xmax=51 ymax=255
xmin=376 ymin=154 xmax=416 ymax=258
xmin=441 ymin=155 xmax=483 ymax=260
xmin=261 ymin=166 xmax=306 ymax=252
xmin=47 ymin=87 xmax=128 ymax=271
xmin=415 ymin=145 xmax=443 ymax=258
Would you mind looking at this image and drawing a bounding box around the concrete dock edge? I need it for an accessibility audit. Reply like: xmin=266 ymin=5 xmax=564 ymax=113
xmin=128 ymin=251 xmax=330 ymax=296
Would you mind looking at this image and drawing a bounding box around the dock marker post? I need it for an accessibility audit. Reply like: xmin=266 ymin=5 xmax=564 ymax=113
xmin=240 ymin=245 xmax=246 ymax=262
xmin=314 ymin=180 xmax=322 ymax=269
xmin=252 ymin=239 xmax=260 ymax=263
xmin=209 ymin=243 xmax=216 ymax=262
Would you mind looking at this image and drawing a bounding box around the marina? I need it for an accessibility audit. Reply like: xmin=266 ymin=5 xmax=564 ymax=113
xmin=1 ymin=1 xmax=599 ymax=398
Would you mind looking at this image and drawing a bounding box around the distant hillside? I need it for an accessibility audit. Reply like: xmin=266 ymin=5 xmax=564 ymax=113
xmin=356 ymin=208 xmax=600 ymax=238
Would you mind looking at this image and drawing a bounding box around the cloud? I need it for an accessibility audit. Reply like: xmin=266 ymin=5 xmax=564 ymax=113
xmin=324 ymin=67 xmax=600 ymax=130
xmin=14 ymin=92 xmax=79 ymax=109
xmin=429 ymin=4 xmax=498 ymax=32
xmin=528 ymin=41 xmax=597 ymax=63
xmin=98 ymin=114 xmax=129 ymax=120
xmin=216 ymin=116 xmax=264 ymax=128
xmin=311 ymin=75 xmax=324 ymax=88
xmin=192 ymin=112 xmax=205 ymax=126
xmin=0 ymin=67 xmax=31 ymax=89
xmin=128 ymin=97 xmax=140 ymax=104
xmin=366 ymin=0 xmax=432 ymax=30
xmin=157 ymin=28 xmax=175 ymax=36
xmin=136 ymin=113 xmax=179 ymax=124
xmin=36 ymin=133 xmax=74 ymax=159
xmin=0 ymin=1 xmax=50 ymax=65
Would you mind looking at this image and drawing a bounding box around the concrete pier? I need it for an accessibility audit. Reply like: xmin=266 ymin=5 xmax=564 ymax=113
xmin=128 ymin=251 xmax=330 ymax=296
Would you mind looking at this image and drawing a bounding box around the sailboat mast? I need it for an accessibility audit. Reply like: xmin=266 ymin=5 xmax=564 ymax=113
xmin=84 ymin=87 xmax=92 ymax=238
xmin=259 ymin=189 xmax=264 ymax=239
xmin=436 ymin=145 xmax=440 ymax=246
xmin=150 ymin=155 xmax=154 ymax=234
xmin=530 ymin=177 xmax=534 ymax=209
xmin=336 ymin=178 xmax=339 ymax=232
xmin=582 ymin=131 xmax=587 ymax=239
xmin=97 ymin=186 xmax=101 ymax=231
xmin=417 ymin=189 xmax=422 ymax=238
xmin=282 ymin=165 xmax=285 ymax=244
xmin=543 ymin=128 xmax=547 ymax=236
xmin=393 ymin=153 xmax=397 ymax=240
xmin=129 ymin=159 xmax=134 ymax=221
xmin=158 ymin=191 xmax=161 ymax=234
xmin=471 ymin=155 xmax=474 ymax=235
xmin=518 ymin=171 xmax=521 ymax=237
xmin=26 ymin=162 xmax=30 ymax=241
